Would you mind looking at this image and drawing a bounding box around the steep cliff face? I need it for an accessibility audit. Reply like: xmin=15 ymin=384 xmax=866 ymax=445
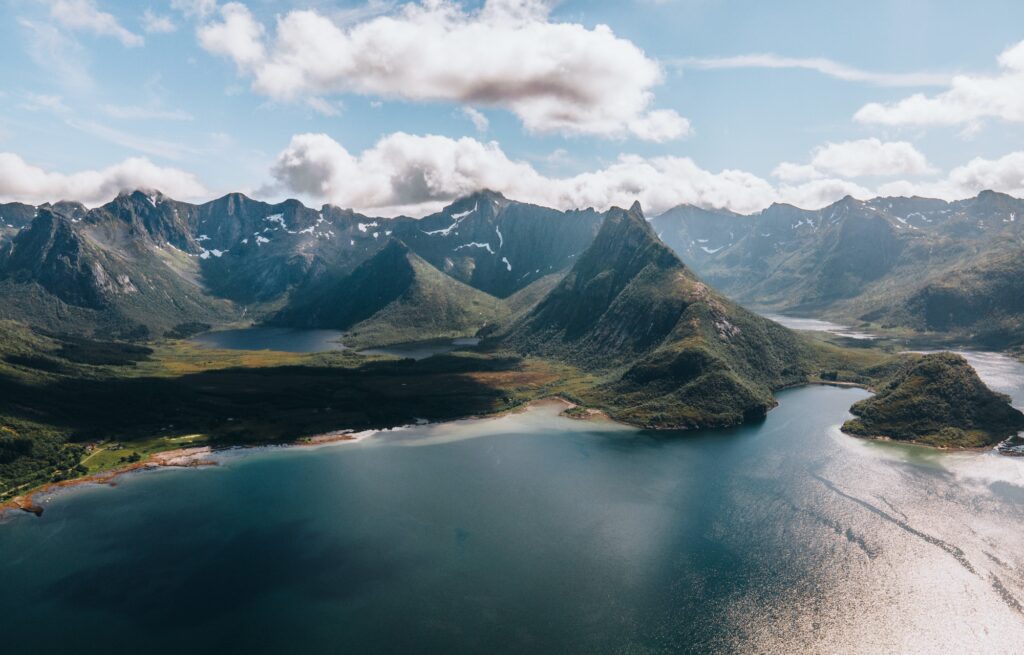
xmin=1 ymin=209 xmax=111 ymax=309
xmin=0 ymin=202 xmax=40 ymax=230
xmin=0 ymin=207 xmax=236 ymax=339
xmin=392 ymin=191 xmax=603 ymax=298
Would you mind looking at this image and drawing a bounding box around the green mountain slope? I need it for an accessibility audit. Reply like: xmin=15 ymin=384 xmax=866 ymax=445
xmin=503 ymin=203 xmax=813 ymax=428
xmin=842 ymin=352 xmax=1024 ymax=447
xmin=271 ymin=239 xmax=509 ymax=346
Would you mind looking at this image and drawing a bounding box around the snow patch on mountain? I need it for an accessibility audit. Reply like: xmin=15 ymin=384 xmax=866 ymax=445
xmin=451 ymin=202 xmax=477 ymax=220
xmin=265 ymin=214 xmax=288 ymax=230
xmin=455 ymin=242 xmax=495 ymax=254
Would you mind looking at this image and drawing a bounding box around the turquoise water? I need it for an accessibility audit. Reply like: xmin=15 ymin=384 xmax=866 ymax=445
xmin=191 ymin=327 xmax=347 ymax=352
xmin=3 ymin=387 xmax=1024 ymax=654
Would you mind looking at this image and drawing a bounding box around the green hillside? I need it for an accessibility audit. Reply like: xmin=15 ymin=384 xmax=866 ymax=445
xmin=503 ymin=203 xmax=814 ymax=428
xmin=842 ymin=352 xmax=1024 ymax=447
xmin=271 ymin=239 xmax=509 ymax=347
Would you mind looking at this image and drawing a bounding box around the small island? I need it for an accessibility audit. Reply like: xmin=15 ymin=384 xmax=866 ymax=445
xmin=842 ymin=352 xmax=1024 ymax=448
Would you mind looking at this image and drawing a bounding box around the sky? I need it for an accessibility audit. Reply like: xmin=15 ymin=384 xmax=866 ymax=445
xmin=1 ymin=0 xmax=1023 ymax=216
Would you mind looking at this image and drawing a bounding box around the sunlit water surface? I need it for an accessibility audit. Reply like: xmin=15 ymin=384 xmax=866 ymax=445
xmin=2 ymin=386 xmax=1023 ymax=654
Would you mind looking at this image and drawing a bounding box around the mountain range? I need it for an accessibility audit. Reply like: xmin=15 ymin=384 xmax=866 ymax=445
xmin=651 ymin=190 xmax=1024 ymax=348
xmin=501 ymin=202 xmax=812 ymax=427
xmin=4 ymin=187 xmax=1023 ymax=351
xmin=3 ymin=186 xmax=1024 ymax=496
xmin=0 ymin=189 xmax=600 ymax=340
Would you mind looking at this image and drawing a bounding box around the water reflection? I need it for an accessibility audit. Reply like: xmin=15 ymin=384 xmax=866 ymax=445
xmin=191 ymin=327 xmax=347 ymax=352
xmin=2 ymin=389 xmax=1022 ymax=654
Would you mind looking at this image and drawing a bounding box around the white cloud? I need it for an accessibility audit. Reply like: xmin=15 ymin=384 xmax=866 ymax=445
xmin=878 ymin=152 xmax=1024 ymax=200
xmin=675 ymin=54 xmax=950 ymax=87
xmin=142 ymin=10 xmax=177 ymax=34
xmin=197 ymin=0 xmax=689 ymax=141
xmin=0 ymin=153 xmax=206 ymax=206
xmin=197 ymin=2 xmax=264 ymax=67
xmin=265 ymin=132 xmax=1024 ymax=217
xmin=50 ymin=0 xmax=144 ymax=47
xmin=265 ymin=132 xmax=785 ymax=216
xmin=773 ymin=138 xmax=936 ymax=182
xmin=854 ymin=41 xmax=1024 ymax=128
xmin=171 ymin=0 xmax=218 ymax=18
xmin=460 ymin=107 xmax=490 ymax=132
xmin=627 ymin=109 xmax=692 ymax=144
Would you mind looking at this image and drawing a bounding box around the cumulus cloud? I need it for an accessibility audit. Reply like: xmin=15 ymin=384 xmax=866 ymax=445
xmin=50 ymin=0 xmax=144 ymax=47
xmin=264 ymin=132 xmax=868 ymax=216
xmin=0 ymin=153 xmax=207 ymax=206
xmin=855 ymin=41 xmax=1024 ymax=128
xmin=878 ymin=152 xmax=1024 ymax=200
xmin=773 ymin=138 xmax=936 ymax=182
xmin=197 ymin=2 xmax=264 ymax=67
xmin=197 ymin=0 xmax=689 ymax=141
xmin=264 ymin=132 xmax=1024 ymax=217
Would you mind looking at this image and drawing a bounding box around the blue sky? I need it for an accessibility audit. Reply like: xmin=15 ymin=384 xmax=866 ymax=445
xmin=2 ymin=0 xmax=1023 ymax=215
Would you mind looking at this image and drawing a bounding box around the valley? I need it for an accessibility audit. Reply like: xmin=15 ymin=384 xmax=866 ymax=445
xmin=652 ymin=191 xmax=1024 ymax=351
xmin=3 ymin=190 xmax=1024 ymax=508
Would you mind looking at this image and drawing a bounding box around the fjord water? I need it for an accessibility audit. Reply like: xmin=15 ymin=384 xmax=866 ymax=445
xmin=3 ymin=388 xmax=1024 ymax=654
xmin=191 ymin=327 xmax=346 ymax=352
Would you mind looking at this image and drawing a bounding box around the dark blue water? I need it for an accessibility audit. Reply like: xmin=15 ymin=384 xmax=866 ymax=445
xmin=191 ymin=327 xmax=346 ymax=352
xmin=2 ymin=388 xmax=1023 ymax=654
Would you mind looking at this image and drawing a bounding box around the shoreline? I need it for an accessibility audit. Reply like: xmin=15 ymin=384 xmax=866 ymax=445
xmin=0 ymin=446 xmax=218 ymax=517
xmin=0 ymin=429 xmax=367 ymax=520
xmin=4 ymin=386 xmax=1017 ymax=520
xmin=840 ymin=430 xmax=1004 ymax=453
xmin=0 ymin=398 xmax=612 ymax=520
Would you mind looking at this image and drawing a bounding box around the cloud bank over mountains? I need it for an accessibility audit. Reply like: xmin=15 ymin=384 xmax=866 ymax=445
xmin=0 ymin=153 xmax=206 ymax=206
xmin=2 ymin=131 xmax=1021 ymax=215
xmin=262 ymin=132 xmax=1024 ymax=216
xmin=5 ymin=2 xmax=1024 ymax=216
xmin=196 ymin=0 xmax=690 ymax=142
